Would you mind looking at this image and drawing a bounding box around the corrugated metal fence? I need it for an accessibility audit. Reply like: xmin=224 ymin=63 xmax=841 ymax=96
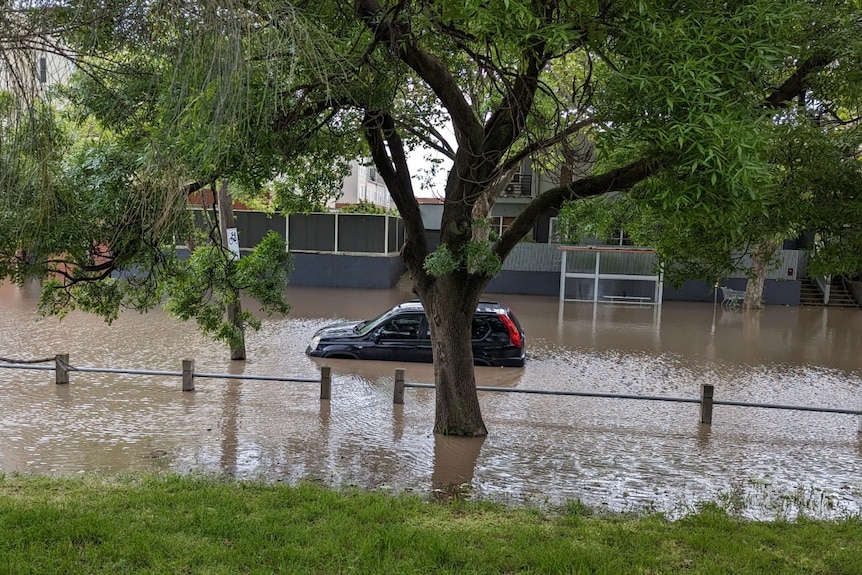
xmin=189 ymin=210 xmax=405 ymax=255
xmin=503 ymin=243 xmax=805 ymax=280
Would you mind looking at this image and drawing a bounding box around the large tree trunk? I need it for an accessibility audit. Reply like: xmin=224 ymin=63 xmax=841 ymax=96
xmin=216 ymin=180 xmax=247 ymax=360
xmin=744 ymin=237 xmax=781 ymax=310
xmin=419 ymin=275 xmax=488 ymax=436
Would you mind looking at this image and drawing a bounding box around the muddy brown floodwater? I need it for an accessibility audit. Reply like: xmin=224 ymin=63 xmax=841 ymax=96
xmin=1 ymin=281 xmax=861 ymax=519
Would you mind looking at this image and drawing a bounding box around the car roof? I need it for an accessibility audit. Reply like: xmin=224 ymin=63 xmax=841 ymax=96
xmin=395 ymin=299 xmax=508 ymax=314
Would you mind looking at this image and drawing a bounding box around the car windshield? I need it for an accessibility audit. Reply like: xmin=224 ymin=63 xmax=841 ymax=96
xmin=354 ymin=308 xmax=396 ymax=335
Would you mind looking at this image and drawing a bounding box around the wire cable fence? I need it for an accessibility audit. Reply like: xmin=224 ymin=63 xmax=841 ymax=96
xmin=2 ymin=356 xmax=860 ymax=433
xmin=0 ymin=354 xmax=327 ymax=394
xmin=391 ymin=369 xmax=862 ymax=434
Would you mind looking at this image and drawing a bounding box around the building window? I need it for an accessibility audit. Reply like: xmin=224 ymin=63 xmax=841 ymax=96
xmin=488 ymin=216 xmax=503 ymax=238
xmin=549 ymin=217 xmax=560 ymax=243
xmin=609 ymin=228 xmax=631 ymax=246
xmin=368 ymin=167 xmax=377 ymax=182
xmin=38 ymin=57 xmax=47 ymax=83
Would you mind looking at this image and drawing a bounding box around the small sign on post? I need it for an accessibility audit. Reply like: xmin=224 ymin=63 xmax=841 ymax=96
xmin=226 ymin=227 xmax=240 ymax=260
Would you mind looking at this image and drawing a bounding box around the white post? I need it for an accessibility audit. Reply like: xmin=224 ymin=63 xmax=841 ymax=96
xmin=593 ymin=250 xmax=601 ymax=304
xmin=824 ymin=275 xmax=831 ymax=305
xmin=384 ymin=215 xmax=390 ymax=255
xmin=559 ymin=249 xmax=567 ymax=301
xmin=657 ymin=264 xmax=664 ymax=306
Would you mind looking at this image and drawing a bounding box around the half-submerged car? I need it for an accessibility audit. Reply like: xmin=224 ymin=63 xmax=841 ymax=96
xmin=306 ymin=300 xmax=526 ymax=367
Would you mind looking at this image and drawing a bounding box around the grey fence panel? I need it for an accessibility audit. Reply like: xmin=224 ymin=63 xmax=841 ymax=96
xmin=338 ymin=214 xmax=386 ymax=253
xmin=387 ymin=216 xmax=405 ymax=254
xmin=286 ymin=212 xmax=403 ymax=254
xmin=501 ymin=243 xmax=562 ymax=272
xmin=502 ymin=244 xmax=659 ymax=275
xmin=235 ymin=212 xmax=286 ymax=249
xmin=553 ymin=246 xmax=801 ymax=280
xmin=289 ymin=213 xmax=336 ymax=251
xmin=795 ymin=251 xmax=809 ymax=278
xmin=728 ymin=250 xmax=800 ymax=280
xmin=559 ymin=247 xmax=658 ymax=275
xmin=563 ymin=251 xmax=601 ymax=274
xmin=595 ymin=252 xmax=658 ymax=275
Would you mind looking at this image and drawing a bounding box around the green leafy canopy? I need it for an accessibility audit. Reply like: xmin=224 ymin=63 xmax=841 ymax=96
xmin=163 ymin=232 xmax=292 ymax=348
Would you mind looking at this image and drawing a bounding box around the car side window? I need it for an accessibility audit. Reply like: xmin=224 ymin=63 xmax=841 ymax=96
xmin=378 ymin=315 xmax=422 ymax=340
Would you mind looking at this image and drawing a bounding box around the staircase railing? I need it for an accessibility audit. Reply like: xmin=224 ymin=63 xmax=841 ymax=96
xmin=839 ymin=276 xmax=861 ymax=307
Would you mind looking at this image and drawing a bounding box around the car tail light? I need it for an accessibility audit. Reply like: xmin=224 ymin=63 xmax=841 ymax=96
xmin=498 ymin=313 xmax=522 ymax=347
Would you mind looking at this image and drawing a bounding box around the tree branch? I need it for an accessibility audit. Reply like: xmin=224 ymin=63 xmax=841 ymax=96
xmin=494 ymin=156 xmax=660 ymax=260
xmin=765 ymin=52 xmax=834 ymax=108
xmin=481 ymin=38 xmax=549 ymax=163
xmin=497 ymin=117 xmax=596 ymax=177
xmin=395 ymin=119 xmax=456 ymax=161
xmin=361 ymin=110 xmax=430 ymax=286
xmin=354 ymin=0 xmax=484 ymax=153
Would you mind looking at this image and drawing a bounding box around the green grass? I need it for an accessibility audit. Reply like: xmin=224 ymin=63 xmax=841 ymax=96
xmin=0 ymin=474 xmax=859 ymax=574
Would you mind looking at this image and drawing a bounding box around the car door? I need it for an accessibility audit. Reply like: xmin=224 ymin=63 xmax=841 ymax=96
xmin=415 ymin=316 xmax=434 ymax=363
xmin=363 ymin=313 xmax=423 ymax=362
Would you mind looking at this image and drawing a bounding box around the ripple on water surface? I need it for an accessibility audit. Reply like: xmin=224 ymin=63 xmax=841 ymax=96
xmin=1 ymin=283 xmax=861 ymax=519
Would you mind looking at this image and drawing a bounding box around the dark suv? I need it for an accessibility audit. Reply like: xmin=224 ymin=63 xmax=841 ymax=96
xmin=306 ymin=300 xmax=526 ymax=367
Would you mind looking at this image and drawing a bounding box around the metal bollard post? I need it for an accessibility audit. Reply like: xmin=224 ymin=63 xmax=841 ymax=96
xmin=320 ymin=366 xmax=331 ymax=400
xmin=700 ymin=384 xmax=714 ymax=425
xmin=55 ymin=353 xmax=69 ymax=385
xmin=393 ymin=368 xmax=405 ymax=405
xmin=182 ymin=359 xmax=195 ymax=392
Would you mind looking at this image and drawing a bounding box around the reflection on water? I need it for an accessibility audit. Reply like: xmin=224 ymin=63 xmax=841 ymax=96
xmin=1 ymin=281 xmax=861 ymax=519
xmin=431 ymin=435 xmax=486 ymax=500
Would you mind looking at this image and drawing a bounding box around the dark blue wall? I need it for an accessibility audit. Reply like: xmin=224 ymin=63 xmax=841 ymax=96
xmin=661 ymin=279 xmax=801 ymax=305
xmin=486 ymin=271 xmax=560 ymax=296
xmin=290 ymin=253 xmax=406 ymax=289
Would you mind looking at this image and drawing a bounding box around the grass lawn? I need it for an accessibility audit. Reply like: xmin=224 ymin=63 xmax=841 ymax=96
xmin=1 ymin=474 xmax=860 ymax=574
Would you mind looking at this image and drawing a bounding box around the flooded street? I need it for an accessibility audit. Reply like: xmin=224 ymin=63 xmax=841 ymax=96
xmin=1 ymin=280 xmax=861 ymax=519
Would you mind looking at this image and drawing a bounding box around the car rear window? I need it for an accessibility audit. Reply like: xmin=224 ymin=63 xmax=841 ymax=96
xmin=471 ymin=318 xmax=490 ymax=340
